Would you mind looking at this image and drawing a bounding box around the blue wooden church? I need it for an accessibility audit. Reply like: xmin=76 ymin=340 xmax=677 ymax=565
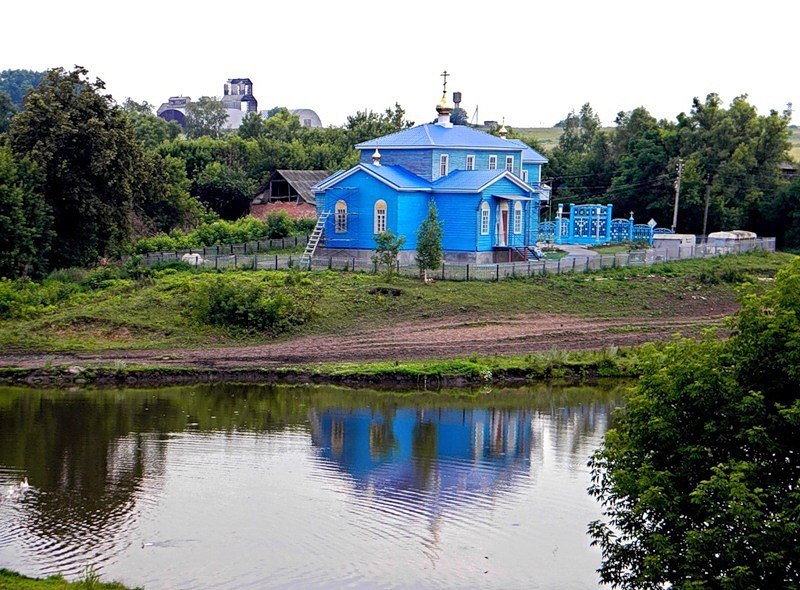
xmin=311 ymin=84 xmax=550 ymax=264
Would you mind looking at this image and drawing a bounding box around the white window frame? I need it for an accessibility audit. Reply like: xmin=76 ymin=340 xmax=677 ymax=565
xmin=513 ymin=201 xmax=523 ymax=234
xmin=335 ymin=200 xmax=347 ymax=233
xmin=480 ymin=202 xmax=490 ymax=235
xmin=465 ymin=154 xmax=475 ymax=171
xmin=374 ymin=199 xmax=387 ymax=234
xmin=488 ymin=155 xmax=497 ymax=170
xmin=506 ymin=155 xmax=514 ymax=172
xmin=439 ymin=154 xmax=449 ymax=177
xmin=521 ymin=169 xmax=528 ymax=183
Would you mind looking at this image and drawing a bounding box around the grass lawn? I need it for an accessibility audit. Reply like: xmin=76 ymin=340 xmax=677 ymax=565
xmin=0 ymin=252 xmax=794 ymax=354
xmin=0 ymin=569 xmax=136 ymax=590
xmin=540 ymin=247 xmax=569 ymax=260
xmin=589 ymin=244 xmax=643 ymax=255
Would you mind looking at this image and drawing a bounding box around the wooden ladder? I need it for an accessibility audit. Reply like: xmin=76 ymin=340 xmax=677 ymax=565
xmin=300 ymin=212 xmax=330 ymax=269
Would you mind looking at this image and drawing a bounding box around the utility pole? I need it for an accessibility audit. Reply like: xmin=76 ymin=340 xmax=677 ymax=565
xmin=671 ymin=158 xmax=683 ymax=232
xmin=702 ymin=181 xmax=711 ymax=237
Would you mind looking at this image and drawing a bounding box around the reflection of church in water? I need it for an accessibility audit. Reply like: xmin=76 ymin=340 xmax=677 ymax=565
xmin=309 ymin=407 xmax=533 ymax=496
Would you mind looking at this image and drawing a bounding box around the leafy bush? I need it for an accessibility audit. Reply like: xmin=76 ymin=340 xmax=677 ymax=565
xmin=294 ymin=217 xmax=316 ymax=234
xmin=0 ymin=278 xmax=80 ymax=319
xmin=191 ymin=274 xmax=314 ymax=333
xmin=263 ymin=212 xmax=295 ymax=239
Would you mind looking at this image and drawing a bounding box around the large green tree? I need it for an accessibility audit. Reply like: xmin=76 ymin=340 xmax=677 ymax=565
xmin=122 ymin=98 xmax=181 ymax=149
xmin=547 ymin=103 xmax=615 ymax=201
xmin=237 ymin=111 xmax=266 ymax=140
xmin=9 ymin=67 xmax=161 ymax=267
xmin=135 ymin=154 xmax=200 ymax=234
xmin=9 ymin=67 xmax=199 ymax=267
xmin=0 ymin=143 xmax=53 ymax=277
xmin=589 ymin=257 xmax=800 ymax=588
xmin=186 ymin=96 xmax=228 ymax=139
xmin=193 ymin=162 xmax=255 ymax=220
xmin=345 ymin=103 xmax=413 ymax=145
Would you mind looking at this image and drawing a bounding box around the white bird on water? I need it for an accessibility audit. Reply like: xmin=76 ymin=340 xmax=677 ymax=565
xmin=4 ymin=477 xmax=30 ymax=499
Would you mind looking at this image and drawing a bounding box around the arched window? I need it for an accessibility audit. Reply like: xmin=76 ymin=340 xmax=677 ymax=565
xmin=513 ymin=201 xmax=523 ymax=234
xmin=374 ymin=199 xmax=387 ymax=234
xmin=480 ymin=202 xmax=490 ymax=235
xmin=335 ymin=200 xmax=347 ymax=233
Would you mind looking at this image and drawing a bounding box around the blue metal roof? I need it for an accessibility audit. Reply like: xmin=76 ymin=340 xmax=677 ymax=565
xmin=355 ymin=123 xmax=524 ymax=151
xmin=311 ymin=168 xmax=349 ymax=191
xmin=432 ymin=169 xmax=506 ymax=190
xmin=432 ymin=169 xmax=532 ymax=193
xmin=507 ymin=139 xmax=549 ymax=164
xmin=313 ymin=164 xmax=430 ymax=191
xmin=362 ymin=164 xmax=430 ymax=190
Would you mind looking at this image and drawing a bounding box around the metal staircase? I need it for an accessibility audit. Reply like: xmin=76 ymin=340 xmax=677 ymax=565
xmin=300 ymin=212 xmax=330 ymax=269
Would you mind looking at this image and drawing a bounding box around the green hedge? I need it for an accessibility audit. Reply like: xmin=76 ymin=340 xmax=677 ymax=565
xmin=132 ymin=213 xmax=311 ymax=254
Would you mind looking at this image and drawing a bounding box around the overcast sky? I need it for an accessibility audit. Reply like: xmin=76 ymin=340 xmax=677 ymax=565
xmin=3 ymin=0 xmax=797 ymax=128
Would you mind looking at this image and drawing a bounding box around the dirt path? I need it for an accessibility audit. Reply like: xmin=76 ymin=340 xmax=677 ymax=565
xmin=0 ymin=305 xmax=735 ymax=370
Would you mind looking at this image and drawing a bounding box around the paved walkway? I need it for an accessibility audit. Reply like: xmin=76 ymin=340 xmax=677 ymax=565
xmin=555 ymin=244 xmax=598 ymax=258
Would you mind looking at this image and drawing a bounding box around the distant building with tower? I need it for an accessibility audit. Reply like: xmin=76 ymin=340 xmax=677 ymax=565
xmin=221 ymin=78 xmax=258 ymax=129
xmin=156 ymin=78 xmax=322 ymax=130
xmin=156 ymin=96 xmax=190 ymax=127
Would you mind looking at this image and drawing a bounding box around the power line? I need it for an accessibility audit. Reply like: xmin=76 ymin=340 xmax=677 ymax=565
xmin=550 ymin=176 xmax=669 ymax=202
xmin=549 ymin=175 xmax=672 ymax=196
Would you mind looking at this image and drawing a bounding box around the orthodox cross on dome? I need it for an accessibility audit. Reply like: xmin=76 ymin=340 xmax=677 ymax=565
xmin=435 ymin=70 xmax=453 ymax=125
xmin=499 ymin=116 xmax=508 ymax=138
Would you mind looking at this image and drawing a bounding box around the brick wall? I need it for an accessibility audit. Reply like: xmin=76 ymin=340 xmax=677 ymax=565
xmin=250 ymin=202 xmax=317 ymax=220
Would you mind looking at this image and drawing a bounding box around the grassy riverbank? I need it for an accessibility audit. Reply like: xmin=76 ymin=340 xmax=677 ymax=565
xmin=0 ymin=252 xmax=793 ymax=357
xmin=0 ymin=569 xmax=137 ymax=590
xmin=0 ymin=345 xmax=663 ymax=388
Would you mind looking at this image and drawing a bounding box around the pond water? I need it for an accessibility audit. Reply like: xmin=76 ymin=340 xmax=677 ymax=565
xmin=0 ymin=383 xmax=625 ymax=589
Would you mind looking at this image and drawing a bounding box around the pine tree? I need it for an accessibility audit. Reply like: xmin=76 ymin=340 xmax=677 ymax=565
xmin=415 ymin=202 xmax=443 ymax=282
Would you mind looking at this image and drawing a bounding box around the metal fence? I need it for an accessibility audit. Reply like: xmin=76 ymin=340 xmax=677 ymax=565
xmin=135 ymin=235 xmax=310 ymax=265
xmin=136 ymin=237 xmax=776 ymax=281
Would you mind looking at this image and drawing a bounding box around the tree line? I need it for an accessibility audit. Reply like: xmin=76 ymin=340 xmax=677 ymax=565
xmin=535 ymin=100 xmax=798 ymax=245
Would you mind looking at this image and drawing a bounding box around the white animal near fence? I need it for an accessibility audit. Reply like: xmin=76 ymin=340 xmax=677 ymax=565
xmin=181 ymin=253 xmax=204 ymax=266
